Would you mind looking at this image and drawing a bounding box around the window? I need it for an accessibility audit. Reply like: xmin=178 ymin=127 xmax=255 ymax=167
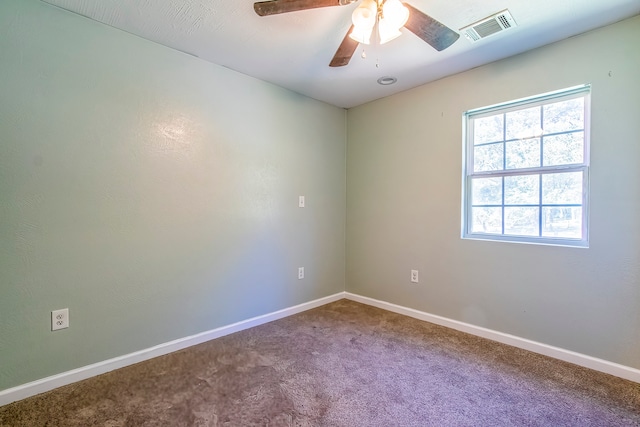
xmin=462 ymin=85 xmax=590 ymax=247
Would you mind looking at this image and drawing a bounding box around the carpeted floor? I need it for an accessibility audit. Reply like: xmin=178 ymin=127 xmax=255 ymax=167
xmin=1 ymin=299 xmax=639 ymax=426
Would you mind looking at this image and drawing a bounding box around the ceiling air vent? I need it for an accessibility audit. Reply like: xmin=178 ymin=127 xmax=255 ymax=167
xmin=460 ymin=10 xmax=517 ymax=42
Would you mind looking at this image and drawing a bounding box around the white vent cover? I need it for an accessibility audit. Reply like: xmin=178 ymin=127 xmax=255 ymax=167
xmin=460 ymin=10 xmax=517 ymax=42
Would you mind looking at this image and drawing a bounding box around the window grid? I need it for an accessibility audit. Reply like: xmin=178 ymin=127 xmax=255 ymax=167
xmin=501 ymin=114 xmax=506 ymax=235
xmin=463 ymin=85 xmax=590 ymax=247
xmin=537 ymin=174 xmax=543 ymax=236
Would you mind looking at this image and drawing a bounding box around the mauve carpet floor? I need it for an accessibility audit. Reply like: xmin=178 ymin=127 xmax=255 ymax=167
xmin=1 ymin=299 xmax=639 ymax=426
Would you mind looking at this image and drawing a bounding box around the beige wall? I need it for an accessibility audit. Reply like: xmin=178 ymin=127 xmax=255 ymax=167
xmin=0 ymin=0 xmax=346 ymax=390
xmin=347 ymin=16 xmax=640 ymax=369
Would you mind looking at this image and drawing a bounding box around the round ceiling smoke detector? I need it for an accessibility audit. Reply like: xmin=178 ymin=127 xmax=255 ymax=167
xmin=377 ymin=76 xmax=397 ymax=85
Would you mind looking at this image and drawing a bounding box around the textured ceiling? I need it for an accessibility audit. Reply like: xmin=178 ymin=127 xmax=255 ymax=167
xmin=41 ymin=0 xmax=640 ymax=108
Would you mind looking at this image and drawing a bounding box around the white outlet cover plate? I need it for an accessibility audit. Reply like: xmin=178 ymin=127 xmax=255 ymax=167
xmin=298 ymin=267 xmax=304 ymax=279
xmin=411 ymin=270 xmax=419 ymax=283
xmin=51 ymin=308 xmax=69 ymax=331
xmin=298 ymin=196 xmax=305 ymax=208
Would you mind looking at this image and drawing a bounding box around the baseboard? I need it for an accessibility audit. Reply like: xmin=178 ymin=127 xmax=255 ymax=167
xmin=4 ymin=291 xmax=637 ymax=407
xmin=345 ymin=292 xmax=640 ymax=383
xmin=0 ymin=292 xmax=346 ymax=407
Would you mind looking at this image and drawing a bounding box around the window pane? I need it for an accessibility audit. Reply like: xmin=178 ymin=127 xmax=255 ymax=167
xmin=504 ymin=207 xmax=539 ymax=236
xmin=506 ymin=138 xmax=540 ymax=169
xmin=542 ymin=172 xmax=583 ymax=205
xmin=474 ymin=143 xmax=503 ymax=172
xmin=504 ymin=175 xmax=539 ymax=205
xmin=543 ymin=132 xmax=584 ymax=166
xmin=542 ymin=207 xmax=582 ymax=238
xmin=474 ymin=114 xmax=503 ymax=144
xmin=506 ymin=106 xmax=541 ymax=140
xmin=471 ymin=207 xmax=502 ymax=234
xmin=543 ymin=98 xmax=584 ymax=133
xmin=472 ymin=177 xmax=502 ymax=205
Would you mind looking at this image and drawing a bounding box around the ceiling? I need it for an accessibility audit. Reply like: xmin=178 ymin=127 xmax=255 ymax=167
xmin=41 ymin=0 xmax=640 ymax=108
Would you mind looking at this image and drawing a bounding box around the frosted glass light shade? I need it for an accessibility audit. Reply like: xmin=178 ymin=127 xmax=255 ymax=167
xmin=349 ymin=0 xmax=376 ymax=44
xmin=349 ymin=24 xmax=373 ymax=44
xmin=382 ymin=0 xmax=409 ymax=28
xmin=378 ymin=20 xmax=403 ymax=44
xmin=379 ymin=0 xmax=409 ymax=44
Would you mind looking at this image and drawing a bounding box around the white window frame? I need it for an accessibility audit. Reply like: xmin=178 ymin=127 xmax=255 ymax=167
xmin=462 ymin=85 xmax=591 ymax=247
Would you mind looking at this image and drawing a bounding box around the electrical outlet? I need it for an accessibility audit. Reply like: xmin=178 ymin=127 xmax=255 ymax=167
xmin=298 ymin=267 xmax=305 ymax=279
xmin=411 ymin=270 xmax=419 ymax=283
xmin=51 ymin=308 xmax=69 ymax=331
xmin=298 ymin=196 xmax=305 ymax=208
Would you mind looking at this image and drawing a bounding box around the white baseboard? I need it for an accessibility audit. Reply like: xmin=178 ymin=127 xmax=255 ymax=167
xmin=345 ymin=292 xmax=640 ymax=383
xmin=3 ymin=291 xmax=637 ymax=407
xmin=0 ymin=292 xmax=346 ymax=407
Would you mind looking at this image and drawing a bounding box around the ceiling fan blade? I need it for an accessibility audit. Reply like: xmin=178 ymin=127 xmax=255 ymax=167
xmin=403 ymin=3 xmax=460 ymax=51
xmin=329 ymin=25 xmax=359 ymax=67
xmin=254 ymin=0 xmax=345 ymax=16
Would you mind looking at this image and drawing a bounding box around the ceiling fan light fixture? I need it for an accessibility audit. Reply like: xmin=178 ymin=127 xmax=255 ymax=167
xmin=349 ymin=0 xmax=408 ymax=45
xmin=349 ymin=0 xmax=376 ymax=43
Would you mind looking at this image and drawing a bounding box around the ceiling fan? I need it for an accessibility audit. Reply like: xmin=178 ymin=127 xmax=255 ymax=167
xmin=253 ymin=0 xmax=460 ymax=67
